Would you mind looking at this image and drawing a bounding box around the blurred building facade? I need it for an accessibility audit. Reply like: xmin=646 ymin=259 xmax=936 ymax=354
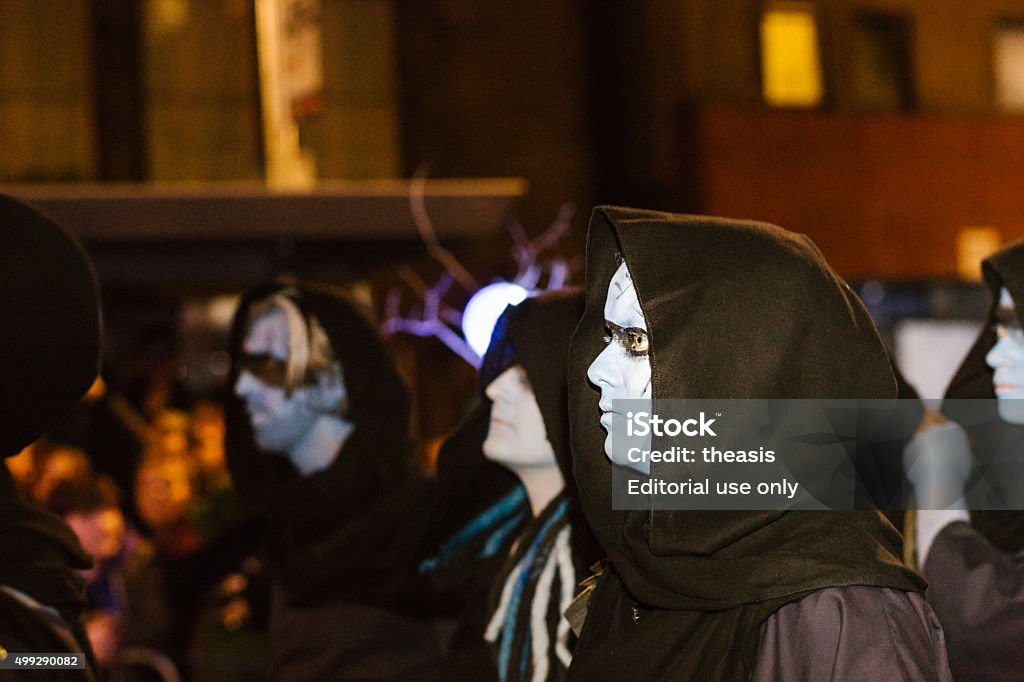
xmin=3 ymin=0 xmax=1024 ymax=277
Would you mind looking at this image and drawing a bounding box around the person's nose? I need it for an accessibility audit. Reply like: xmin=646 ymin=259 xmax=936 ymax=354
xmin=484 ymin=378 xmax=501 ymax=402
xmin=485 ymin=368 xmax=515 ymax=403
xmin=587 ymin=343 xmax=619 ymax=389
xmin=234 ymin=369 xmax=259 ymax=397
xmin=987 ymin=337 xmax=1014 ymax=370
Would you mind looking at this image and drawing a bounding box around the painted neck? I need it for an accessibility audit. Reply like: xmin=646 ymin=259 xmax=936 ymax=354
xmin=511 ymin=464 xmax=565 ymax=516
xmin=288 ymin=414 xmax=355 ymax=475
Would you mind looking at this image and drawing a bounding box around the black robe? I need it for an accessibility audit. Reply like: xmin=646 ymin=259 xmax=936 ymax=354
xmin=566 ymin=206 xmax=946 ymax=681
xmin=225 ymin=282 xmax=441 ymax=681
xmin=930 ymin=240 xmax=1024 ymax=680
xmin=416 ymin=399 xmax=529 ymax=682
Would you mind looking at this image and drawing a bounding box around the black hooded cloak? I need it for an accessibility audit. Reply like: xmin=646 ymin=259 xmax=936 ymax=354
xmin=481 ymin=289 xmax=601 ymax=682
xmin=419 ymin=289 xmax=600 ymax=681
xmin=566 ymin=207 xmax=943 ymax=680
xmin=942 ymin=241 xmax=1024 ymax=551
xmin=225 ymin=282 xmax=440 ymax=680
xmin=0 ymin=194 xmax=101 ymax=679
xmin=926 ymin=240 xmax=1024 ymax=680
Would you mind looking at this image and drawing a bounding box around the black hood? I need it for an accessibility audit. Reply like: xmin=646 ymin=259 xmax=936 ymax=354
xmin=422 ymin=289 xmax=599 ymax=587
xmin=0 ymin=195 xmax=101 ymax=458
xmin=490 ymin=289 xmax=602 ymax=566
xmin=483 ymin=288 xmax=584 ymax=476
xmin=0 ymin=194 xmax=97 ymax=651
xmin=225 ymin=281 xmax=426 ymax=606
xmin=419 ymin=289 xmax=600 ymax=680
xmin=945 ymin=241 xmax=1024 ymax=401
xmin=567 ymin=206 xmax=922 ymax=678
xmin=943 ymin=240 xmax=1024 ymax=552
xmin=226 ymin=282 xmax=417 ymax=513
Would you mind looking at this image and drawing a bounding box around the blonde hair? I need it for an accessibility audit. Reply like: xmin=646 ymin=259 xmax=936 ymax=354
xmin=249 ymin=289 xmax=337 ymax=392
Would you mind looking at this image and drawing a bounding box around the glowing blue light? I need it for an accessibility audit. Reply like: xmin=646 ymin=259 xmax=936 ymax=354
xmin=462 ymin=282 xmax=529 ymax=358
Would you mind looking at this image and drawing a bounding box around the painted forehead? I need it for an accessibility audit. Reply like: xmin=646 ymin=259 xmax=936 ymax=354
xmin=242 ymin=306 xmax=291 ymax=360
xmin=604 ymin=261 xmax=646 ymax=329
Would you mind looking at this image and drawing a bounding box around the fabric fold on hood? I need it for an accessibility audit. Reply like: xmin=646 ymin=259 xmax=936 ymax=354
xmin=0 ymin=467 xmax=92 ymax=613
xmin=225 ymin=281 xmax=428 ymax=607
xmin=567 ymin=206 xmax=923 ymax=678
xmin=942 ymin=240 xmax=1024 ymax=553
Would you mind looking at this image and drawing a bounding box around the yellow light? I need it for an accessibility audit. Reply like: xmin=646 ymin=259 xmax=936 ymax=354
xmin=956 ymin=227 xmax=1002 ymax=281
xmin=760 ymin=4 xmax=824 ymax=107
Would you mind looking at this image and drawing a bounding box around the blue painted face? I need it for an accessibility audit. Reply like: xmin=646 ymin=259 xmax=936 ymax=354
xmin=234 ymin=306 xmax=347 ymax=460
xmin=986 ymin=287 xmax=1024 ymax=425
xmin=587 ymin=261 xmax=653 ymax=468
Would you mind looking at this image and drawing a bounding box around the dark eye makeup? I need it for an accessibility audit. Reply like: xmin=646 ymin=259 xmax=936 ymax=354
xmin=238 ymin=353 xmax=290 ymax=387
xmin=604 ymin=320 xmax=650 ymax=357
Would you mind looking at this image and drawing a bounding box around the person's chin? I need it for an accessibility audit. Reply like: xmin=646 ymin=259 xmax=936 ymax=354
xmin=482 ymin=438 xmax=508 ymax=464
xmin=997 ymin=396 xmax=1024 ymax=425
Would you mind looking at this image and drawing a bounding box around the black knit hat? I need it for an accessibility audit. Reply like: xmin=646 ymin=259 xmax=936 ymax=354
xmin=0 ymin=194 xmax=101 ymax=457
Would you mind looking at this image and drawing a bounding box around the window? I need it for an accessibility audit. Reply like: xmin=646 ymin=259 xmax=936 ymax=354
xmin=850 ymin=11 xmax=914 ymax=110
xmin=993 ymin=20 xmax=1024 ymax=112
xmin=760 ymin=2 xmax=825 ymax=108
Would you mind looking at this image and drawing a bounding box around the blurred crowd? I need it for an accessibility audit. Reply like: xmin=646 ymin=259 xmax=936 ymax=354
xmin=7 ymin=378 xmax=268 ymax=681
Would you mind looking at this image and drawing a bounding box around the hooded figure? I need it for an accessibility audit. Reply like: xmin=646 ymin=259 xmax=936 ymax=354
xmin=226 ymin=282 xmax=440 ymax=680
xmin=566 ymin=206 xmax=949 ymax=680
xmin=922 ymin=240 xmax=1024 ymax=680
xmin=418 ymin=289 xmax=600 ymax=681
xmin=0 ymin=194 xmax=102 ymax=679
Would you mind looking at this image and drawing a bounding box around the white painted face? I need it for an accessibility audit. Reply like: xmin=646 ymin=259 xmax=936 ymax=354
xmin=986 ymin=287 xmax=1024 ymax=425
xmin=482 ymin=365 xmax=557 ymax=469
xmin=234 ymin=306 xmax=346 ymax=455
xmin=587 ymin=261 xmax=653 ymax=463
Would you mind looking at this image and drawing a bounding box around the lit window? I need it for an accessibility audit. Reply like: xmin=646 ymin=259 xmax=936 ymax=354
xmin=994 ymin=21 xmax=1024 ymax=112
xmin=760 ymin=2 xmax=824 ymax=108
